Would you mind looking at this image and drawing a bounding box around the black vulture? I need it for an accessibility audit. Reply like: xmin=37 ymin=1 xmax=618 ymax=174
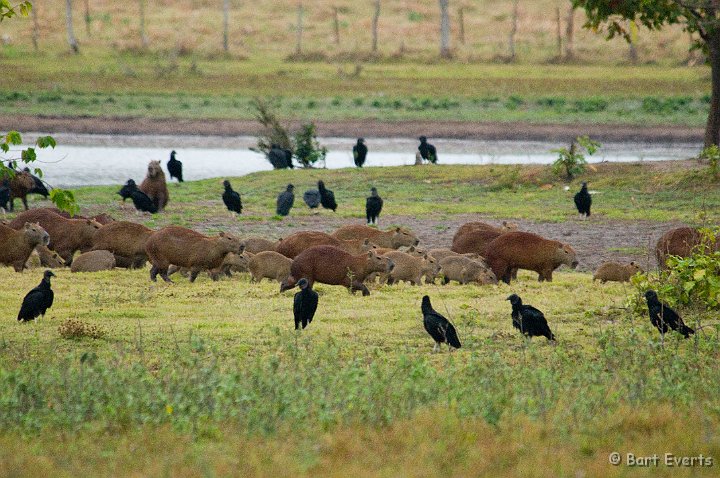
xmin=506 ymin=294 xmax=556 ymax=341
xmin=366 ymin=187 xmax=383 ymax=225
xmin=0 ymin=181 xmax=9 ymax=211
xmin=418 ymin=136 xmax=438 ymax=164
xmin=303 ymin=189 xmax=320 ymax=209
xmin=421 ymin=295 xmax=461 ymax=352
xmin=167 ymin=150 xmax=184 ymax=182
xmin=276 ymin=184 xmax=295 ymax=216
xmin=23 ymin=167 xmax=50 ymax=198
xmin=17 ymin=270 xmax=55 ymax=322
xmin=117 ymin=179 xmax=137 ymax=202
xmin=644 ymin=290 xmax=695 ymax=338
xmin=293 ymin=278 xmax=319 ymax=330
xmin=574 ymin=182 xmax=591 ymax=218
xmin=222 ymin=180 xmax=242 ymax=214
xmin=318 ymin=180 xmax=337 ymax=212
xmin=353 ymin=138 xmax=368 ymax=168
xmin=268 ymin=144 xmax=294 ymax=169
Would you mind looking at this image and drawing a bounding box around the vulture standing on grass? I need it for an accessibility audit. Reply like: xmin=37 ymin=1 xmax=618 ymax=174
xmin=366 ymin=187 xmax=383 ymax=225
xmin=117 ymin=179 xmax=137 ymax=202
xmin=574 ymin=182 xmax=591 ymax=218
xmin=644 ymin=290 xmax=695 ymax=338
xmin=276 ymin=184 xmax=295 ymax=216
xmin=418 ymin=136 xmax=438 ymax=164
xmin=268 ymin=144 xmax=294 ymax=169
xmin=353 ymin=138 xmax=368 ymax=168
xmin=507 ymin=294 xmax=556 ymax=341
xmin=318 ymin=180 xmax=337 ymax=212
xmin=421 ymin=295 xmax=461 ymax=352
xmin=303 ymin=189 xmax=321 ymax=209
xmin=118 ymin=179 xmax=157 ymax=213
xmin=18 ymin=270 xmax=55 ymax=322
xmin=293 ymin=278 xmax=319 ymax=330
xmin=222 ymin=180 xmax=242 ymax=214
xmin=167 ymin=150 xmax=184 ymax=182
xmin=23 ymin=168 xmax=50 ymax=198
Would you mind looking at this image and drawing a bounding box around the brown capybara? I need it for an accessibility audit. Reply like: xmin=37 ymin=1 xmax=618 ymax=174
xmin=139 ymin=160 xmax=169 ymax=211
xmin=655 ymin=227 xmax=719 ymax=269
xmin=453 ymin=221 xmax=517 ymax=242
xmin=484 ymin=231 xmax=579 ymax=284
xmin=8 ymin=170 xmax=34 ymax=211
xmin=382 ymin=251 xmax=440 ymax=286
xmin=452 ymin=228 xmax=506 ymax=255
xmin=47 ymin=208 xmax=115 ymax=225
xmin=145 ymin=226 xmax=243 ymax=282
xmin=242 ymin=236 xmax=280 ymax=254
xmin=281 ymin=246 xmax=394 ymax=296
xmin=460 ymin=261 xmax=498 ymax=286
xmin=248 ymin=251 xmax=293 ymax=283
xmin=71 ymin=250 xmax=116 ymax=273
xmin=439 ymin=256 xmax=494 ymax=285
xmin=7 ymin=209 xmax=102 ymax=265
xmin=427 ymin=248 xmax=482 ymax=262
xmin=35 ymin=245 xmax=66 ymax=268
xmin=397 ymin=245 xmax=427 ymax=256
xmin=92 ymin=221 xmax=154 ymax=269
xmin=0 ymin=222 xmax=49 ymax=272
xmin=220 ymin=252 xmax=252 ymax=276
xmin=332 ymin=225 xmax=420 ymax=249
xmin=593 ymin=261 xmax=643 ymax=283
xmin=276 ymin=231 xmax=347 ymax=259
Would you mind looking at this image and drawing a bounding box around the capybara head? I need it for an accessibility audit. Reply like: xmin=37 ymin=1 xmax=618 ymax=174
xmin=422 ymin=253 xmax=441 ymax=279
xmin=367 ymin=250 xmax=394 ymax=273
xmin=391 ymin=227 xmax=420 ymax=248
xmin=147 ymin=160 xmax=163 ymax=179
xmin=24 ymin=222 xmax=49 ymax=246
xmin=361 ymin=238 xmax=378 ymax=252
xmin=216 ymin=231 xmax=244 ymax=254
xmin=626 ymin=261 xmax=643 ymax=275
xmin=554 ymin=243 xmax=579 ymax=269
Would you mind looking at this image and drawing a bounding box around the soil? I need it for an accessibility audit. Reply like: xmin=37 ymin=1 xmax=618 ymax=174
xmin=1 ymin=114 xmax=704 ymax=143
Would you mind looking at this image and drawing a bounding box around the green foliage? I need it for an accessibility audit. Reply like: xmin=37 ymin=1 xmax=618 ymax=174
xmin=551 ymin=135 xmax=600 ymax=180
xmin=249 ymin=98 xmax=293 ymax=158
xmin=293 ymin=122 xmax=327 ymax=168
xmin=0 ymin=1 xmax=32 ymax=21
xmin=699 ymin=144 xmax=720 ymax=178
xmin=50 ymin=189 xmax=79 ymax=216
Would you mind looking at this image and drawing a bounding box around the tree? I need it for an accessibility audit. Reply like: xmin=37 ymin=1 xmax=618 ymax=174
xmin=139 ymin=0 xmax=148 ymax=48
xmin=371 ymin=0 xmax=380 ymax=53
xmin=573 ymin=0 xmax=720 ymax=147
xmin=439 ymin=0 xmax=451 ymax=58
xmin=65 ymin=0 xmax=79 ymax=53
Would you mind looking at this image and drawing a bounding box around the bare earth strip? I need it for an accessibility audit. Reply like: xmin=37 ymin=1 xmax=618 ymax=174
xmin=1 ymin=115 xmax=705 ymax=142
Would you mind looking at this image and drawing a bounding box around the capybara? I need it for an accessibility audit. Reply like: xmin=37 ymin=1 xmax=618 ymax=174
xmin=0 ymin=222 xmax=49 ymax=272
xmin=248 ymin=251 xmax=293 ymax=283
xmin=92 ymin=221 xmax=154 ymax=269
xmin=35 ymin=245 xmax=66 ymax=268
xmin=47 ymin=208 xmax=115 ymax=225
xmin=242 ymin=236 xmax=280 ymax=254
xmin=71 ymin=250 xmax=116 ymax=273
xmin=453 ymin=221 xmax=517 ymax=241
xmin=332 ymin=225 xmax=420 ymax=249
xmin=593 ymin=261 xmax=643 ymax=283
xmin=168 ymin=252 xmax=251 ymax=280
xmin=281 ymin=246 xmax=394 ymax=296
xmin=7 ymin=209 xmax=102 ymax=265
xmin=439 ymin=256 xmax=494 ymax=285
xmin=452 ymin=228 xmax=506 ymax=255
xmin=276 ymin=231 xmax=373 ymax=258
xmin=382 ymin=251 xmax=440 ymax=286
xmin=139 ymin=160 xmax=169 ymax=211
xmin=145 ymin=226 xmax=243 ymax=282
xmin=8 ymin=170 xmax=34 ymax=211
xmin=427 ymin=248 xmax=482 ymax=262
xmin=655 ymin=227 xmax=719 ymax=269
xmin=484 ymin=231 xmax=579 ymax=284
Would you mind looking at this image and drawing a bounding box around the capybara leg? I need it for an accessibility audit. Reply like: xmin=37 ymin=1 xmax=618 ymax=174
xmin=160 ymin=269 xmax=173 ymax=283
xmin=443 ymin=275 xmax=449 ymax=285
xmin=13 ymin=261 xmax=24 ymax=273
xmin=22 ymin=197 xmax=28 ymax=211
xmin=351 ymin=281 xmax=370 ymax=296
xmin=167 ymin=265 xmax=180 ymax=276
xmin=150 ymin=266 xmax=159 ymax=282
xmin=8 ymin=198 xmax=14 ymax=212
xmin=189 ymin=268 xmax=201 ymax=283
xmin=511 ymin=268 xmax=518 ymax=280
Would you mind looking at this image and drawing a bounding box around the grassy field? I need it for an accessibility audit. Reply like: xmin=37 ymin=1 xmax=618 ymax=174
xmin=0 ymin=162 xmax=719 ymax=475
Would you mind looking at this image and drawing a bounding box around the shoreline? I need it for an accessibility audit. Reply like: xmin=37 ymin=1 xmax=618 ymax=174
xmin=0 ymin=115 xmax=706 ymax=143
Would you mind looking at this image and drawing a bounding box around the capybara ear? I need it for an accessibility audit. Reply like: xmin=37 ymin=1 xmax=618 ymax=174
xmin=367 ymin=250 xmax=374 ymax=258
xmin=630 ymin=261 xmax=636 ymax=266
xmin=86 ymin=219 xmax=93 ymax=225
xmin=408 ymin=246 xmax=415 ymax=252
xmin=219 ymin=231 xmax=225 ymax=237
xmin=395 ymin=227 xmax=401 ymax=232
xmin=24 ymin=222 xmax=31 ymax=230
xmin=239 ymin=244 xmax=245 ymax=253
xmin=363 ymin=238 xmax=370 ymax=245
xmin=423 ymin=253 xmax=428 ymax=260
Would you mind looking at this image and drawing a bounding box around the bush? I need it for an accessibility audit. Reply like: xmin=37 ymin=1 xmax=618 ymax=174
xmin=551 ymin=135 xmax=600 ymax=180
xmin=699 ymin=144 xmax=720 ymax=178
xmin=293 ymin=122 xmax=327 ymax=168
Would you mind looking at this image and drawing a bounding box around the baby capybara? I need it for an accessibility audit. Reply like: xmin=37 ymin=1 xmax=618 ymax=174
xmin=145 ymin=226 xmax=243 ymax=283
xmin=242 ymin=236 xmax=280 ymax=254
xmin=332 ymin=225 xmax=420 ymax=249
xmin=248 ymin=251 xmax=292 ymax=283
xmin=0 ymin=222 xmax=49 ymax=272
xmin=35 ymin=245 xmax=66 ymax=269
xmin=593 ymin=261 xmax=643 ymax=283
xmin=92 ymin=221 xmax=154 ymax=269
xmin=71 ymin=250 xmax=116 ymax=273
xmin=8 ymin=208 xmax=102 ymax=265
xmin=276 ymin=231 xmax=347 ymax=259
xmin=139 ymin=160 xmax=169 ymax=211
xmin=484 ymin=231 xmax=578 ymax=284
xmin=281 ymin=246 xmax=394 ymax=296
xmin=655 ymin=227 xmax=719 ymax=269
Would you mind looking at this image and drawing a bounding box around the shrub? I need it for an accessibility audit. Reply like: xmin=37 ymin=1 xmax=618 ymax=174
xmin=699 ymin=144 xmax=720 ymax=178
xmin=293 ymin=122 xmax=327 ymax=168
xmin=551 ymin=135 xmax=600 ymax=180
xmin=250 ymin=98 xmax=293 ymax=160
xmin=58 ymin=319 xmax=105 ymax=340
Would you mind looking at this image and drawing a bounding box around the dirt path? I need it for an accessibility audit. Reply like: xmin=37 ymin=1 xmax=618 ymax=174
xmin=2 ymin=114 xmax=704 ymax=142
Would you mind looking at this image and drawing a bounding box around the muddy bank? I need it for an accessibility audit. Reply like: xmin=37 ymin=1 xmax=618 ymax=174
xmin=1 ymin=114 xmax=705 ymax=143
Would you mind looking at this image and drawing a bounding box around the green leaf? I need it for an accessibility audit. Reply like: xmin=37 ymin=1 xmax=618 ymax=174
xmin=36 ymin=135 xmax=56 ymax=149
xmin=5 ymin=131 xmax=21 ymax=145
xmin=50 ymin=189 xmax=78 ymax=216
xmin=21 ymin=147 xmax=36 ymax=162
xmin=683 ymin=281 xmax=696 ymax=292
xmin=0 ymin=143 xmax=8 ymax=153
xmin=693 ymin=269 xmax=706 ymax=280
